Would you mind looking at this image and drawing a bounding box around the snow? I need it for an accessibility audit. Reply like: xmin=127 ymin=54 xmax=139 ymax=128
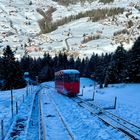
xmin=0 ymin=0 xmax=140 ymax=58
xmin=41 ymin=78 xmax=140 ymax=139
xmin=79 ymin=78 xmax=140 ymax=126
xmin=0 ymin=85 xmax=38 ymax=139
xmin=41 ymin=83 xmax=127 ymax=140
xmin=62 ymin=69 xmax=80 ymax=74
xmin=0 ymin=88 xmax=27 ymax=138
xmin=1 ymin=77 xmax=140 ymax=139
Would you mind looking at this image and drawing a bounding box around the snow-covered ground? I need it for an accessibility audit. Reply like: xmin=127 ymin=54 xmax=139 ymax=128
xmin=0 ymin=85 xmax=37 ymax=139
xmin=0 ymin=88 xmax=27 ymax=138
xmin=41 ymin=78 xmax=140 ymax=139
xmin=79 ymin=78 xmax=140 ymax=126
xmin=0 ymin=0 xmax=140 ymax=58
xmin=1 ymin=78 xmax=140 ymax=139
xmin=41 ymin=83 xmax=127 ymax=140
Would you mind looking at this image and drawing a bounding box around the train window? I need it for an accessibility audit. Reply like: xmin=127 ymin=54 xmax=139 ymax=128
xmin=64 ymin=74 xmax=80 ymax=82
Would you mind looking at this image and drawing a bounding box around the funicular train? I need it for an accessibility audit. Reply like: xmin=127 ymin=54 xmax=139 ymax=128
xmin=55 ymin=69 xmax=80 ymax=96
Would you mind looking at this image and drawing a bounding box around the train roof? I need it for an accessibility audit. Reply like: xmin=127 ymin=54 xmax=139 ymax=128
xmin=55 ymin=69 xmax=80 ymax=75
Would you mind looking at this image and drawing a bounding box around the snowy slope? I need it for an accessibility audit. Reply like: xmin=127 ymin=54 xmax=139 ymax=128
xmin=0 ymin=85 xmax=37 ymax=139
xmin=40 ymin=78 xmax=140 ymax=139
xmin=0 ymin=0 xmax=140 ymax=58
xmin=1 ymin=78 xmax=140 ymax=139
xmin=78 ymin=78 xmax=140 ymax=126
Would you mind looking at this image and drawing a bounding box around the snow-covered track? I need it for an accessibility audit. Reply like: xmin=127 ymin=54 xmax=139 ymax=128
xmin=26 ymin=90 xmax=40 ymax=140
xmin=47 ymin=93 xmax=75 ymax=140
xmin=38 ymin=91 xmax=46 ymax=140
xmin=72 ymin=97 xmax=140 ymax=140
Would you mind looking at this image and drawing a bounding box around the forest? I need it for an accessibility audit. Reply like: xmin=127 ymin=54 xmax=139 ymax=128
xmin=0 ymin=36 xmax=140 ymax=90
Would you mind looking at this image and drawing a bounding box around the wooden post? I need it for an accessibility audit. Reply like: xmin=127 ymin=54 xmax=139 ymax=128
xmin=114 ymin=97 xmax=117 ymax=109
xmin=26 ymin=82 xmax=28 ymax=97
xmin=23 ymin=94 xmax=24 ymax=103
xmin=92 ymin=82 xmax=96 ymax=101
xmin=30 ymin=85 xmax=32 ymax=94
xmin=79 ymin=86 xmax=85 ymax=96
xmin=1 ymin=120 xmax=4 ymax=140
xmin=16 ymin=102 xmax=18 ymax=114
xmin=11 ymin=89 xmax=14 ymax=118
xmin=81 ymin=88 xmax=84 ymax=96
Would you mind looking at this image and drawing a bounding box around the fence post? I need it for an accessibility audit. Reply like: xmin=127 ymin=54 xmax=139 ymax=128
xmin=79 ymin=86 xmax=85 ymax=96
xmin=11 ymin=89 xmax=14 ymax=118
xmin=91 ymin=82 xmax=96 ymax=101
xmin=16 ymin=102 xmax=18 ymax=114
xmin=114 ymin=97 xmax=117 ymax=109
xmin=23 ymin=94 xmax=24 ymax=103
xmin=81 ymin=87 xmax=84 ymax=96
xmin=26 ymin=83 xmax=28 ymax=97
xmin=1 ymin=120 xmax=4 ymax=140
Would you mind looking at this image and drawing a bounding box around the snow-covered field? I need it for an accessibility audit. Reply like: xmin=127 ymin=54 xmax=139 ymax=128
xmin=0 ymin=0 xmax=140 ymax=58
xmin=0 ymin=78 xmax=140 ymax=139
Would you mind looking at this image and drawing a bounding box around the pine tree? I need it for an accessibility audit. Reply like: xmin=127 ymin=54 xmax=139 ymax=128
xmin=68 ymin=55 xmax=75 ymax=69
xmin=1 ymin=46 xmax=26 ymax=89
xmin=75 ymin=57 xmax=81 ymax=71
xmin=105 ymin=46 xmax=128 ymax=84
xmin=128 ymin=36 xmax=140 ymax=82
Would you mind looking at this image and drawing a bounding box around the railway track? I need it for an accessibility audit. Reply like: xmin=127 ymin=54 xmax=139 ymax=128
xmin=72 ymin=97 xmax=140 ymax=140
xmin=38 ymin=90 xmax=46 ymax=140
xmin=26 ymin=87 xmax=46 ymax=140
xmin=42 ymin=85 xmax=140 ymax=139
xmin=26 ymin=91 xmax=40 ymax=140
xmin=47 ymin=93 xmax=75 ymax=140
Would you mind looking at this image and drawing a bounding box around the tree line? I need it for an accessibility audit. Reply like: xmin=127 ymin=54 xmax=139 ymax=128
xmin=38 ymin=7 xmax=124 ymax=34
xmin=0 ymin=36 xmax=140 ymax=90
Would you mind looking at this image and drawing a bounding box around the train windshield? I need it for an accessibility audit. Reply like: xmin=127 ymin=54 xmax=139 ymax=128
xmin=64 ymin=74 xmax=80 ymax=82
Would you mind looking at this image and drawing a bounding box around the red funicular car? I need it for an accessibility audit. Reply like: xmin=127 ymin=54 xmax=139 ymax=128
xmin=55 ymin=69 xmax=80 ymax=96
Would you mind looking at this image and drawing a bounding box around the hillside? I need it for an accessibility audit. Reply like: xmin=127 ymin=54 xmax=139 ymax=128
xmin=0 ymin=0 xmax=140 ymax=58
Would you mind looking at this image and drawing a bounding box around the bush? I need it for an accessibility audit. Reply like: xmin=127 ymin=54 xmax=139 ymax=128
xmin=99 ymin=0 xmax=114 ymax=4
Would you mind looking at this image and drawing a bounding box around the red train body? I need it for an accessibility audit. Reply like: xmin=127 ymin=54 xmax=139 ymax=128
xmin=55 ymin=69 xmax=80 ymax=96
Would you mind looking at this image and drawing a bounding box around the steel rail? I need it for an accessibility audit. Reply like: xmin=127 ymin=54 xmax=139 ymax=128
xmin=39 ymin=91 xmax=47 ymax=140
xmin=42 ymin=85 xmax=140 ymax=139
xmin=72 ymin=97 xmax=140 ymax=140
xmin=47 ymin=93 xmax=75 ymax=140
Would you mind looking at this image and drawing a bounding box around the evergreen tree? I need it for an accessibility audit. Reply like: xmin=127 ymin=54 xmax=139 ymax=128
xmin=105 ymin=46 xmax=128 ymax=84
xmin=1 ymin=46 xmax=26 ymax=89
xmin=75 ymin=57 xmax=81 ymax=71
xmin=80 ymin=58 xmax=85 ymax=76
xmin=68 ymin=55 xmax=75 ymax=69
xmin=128 ymin=36 xmax=140 ymax=82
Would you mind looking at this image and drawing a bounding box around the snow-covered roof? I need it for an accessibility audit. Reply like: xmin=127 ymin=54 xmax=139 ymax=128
xmin=61 ymin=69 xmax=80 ymax=74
